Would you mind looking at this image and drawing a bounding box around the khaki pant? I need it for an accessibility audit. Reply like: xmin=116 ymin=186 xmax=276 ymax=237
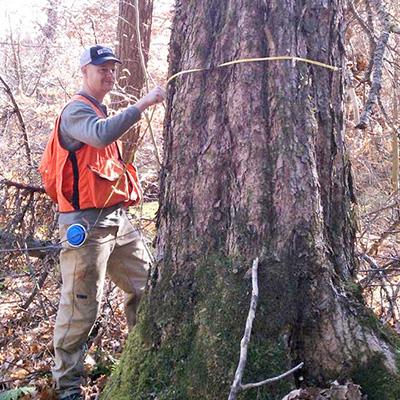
xmin=52 ymin=214 xmax=150 ymax=396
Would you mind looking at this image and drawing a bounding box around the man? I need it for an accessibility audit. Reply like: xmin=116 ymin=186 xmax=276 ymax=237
xmin=39 ymin=45 xmax=165 ymax=400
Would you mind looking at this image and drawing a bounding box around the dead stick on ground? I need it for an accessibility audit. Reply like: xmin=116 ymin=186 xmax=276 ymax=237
xmin=228 ymin=258 xmax=303 ymax=400
xmin=241 ymin=363 xmax=304 ymax=390
xmin=228 ymin=257 xmax=260 ymax=400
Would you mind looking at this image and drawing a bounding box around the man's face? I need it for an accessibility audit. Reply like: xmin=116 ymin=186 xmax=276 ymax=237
xmin=82 ymin=60 xmax=117 ymax=96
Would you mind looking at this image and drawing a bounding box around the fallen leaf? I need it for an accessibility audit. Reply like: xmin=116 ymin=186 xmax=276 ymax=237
xmin=282 ymin=389 xmax=303 ymax=400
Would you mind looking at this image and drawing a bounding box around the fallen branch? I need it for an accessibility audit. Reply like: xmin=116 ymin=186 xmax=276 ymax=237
xmin=0 ymin=229 xmax=57 ymax=258
xmin=0 ymin=75 xmax=32 ymax=167
xmin=359 ymin=253 xmax=396 ymax=323
xmin=0 ymin=369 xmax=49 ymax=386
xmin=0 ymin=179 xmax=45 ymax=193
xmin=367 ymin=216 xmax=400 ymax=255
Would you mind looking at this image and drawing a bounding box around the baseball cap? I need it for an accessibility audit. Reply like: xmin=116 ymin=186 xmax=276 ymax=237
xmin=80 ymin=45 xmax=122 ymax=67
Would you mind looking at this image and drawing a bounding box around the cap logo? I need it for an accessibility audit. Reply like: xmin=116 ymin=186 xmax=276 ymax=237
xmin=97 ymin=48 xmax=112 ymax=55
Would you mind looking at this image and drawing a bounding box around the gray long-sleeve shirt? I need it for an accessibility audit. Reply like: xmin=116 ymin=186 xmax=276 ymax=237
xmin=58 ymin=91 xmax=141 ymax=228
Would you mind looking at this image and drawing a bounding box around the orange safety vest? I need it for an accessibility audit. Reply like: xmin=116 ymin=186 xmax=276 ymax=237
xmin=39 ymin=94 xmax=142 ymax=212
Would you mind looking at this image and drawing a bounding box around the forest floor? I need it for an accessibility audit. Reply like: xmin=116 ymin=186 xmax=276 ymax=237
xmin=0 ymin=202 xmax=159 ymax=400
xmin=2 ymin=199 xmax=398 ymax=400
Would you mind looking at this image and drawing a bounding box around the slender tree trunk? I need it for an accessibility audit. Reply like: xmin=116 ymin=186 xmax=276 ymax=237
xmin=392 ymin=42 xmax=399 ymax=193
xmin=114 ymin=0 xmax=153 ymax=161
xmin=104 ymin=1 xmax=400 ymax=399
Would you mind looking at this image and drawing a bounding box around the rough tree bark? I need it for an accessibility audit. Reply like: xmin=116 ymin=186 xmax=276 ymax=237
xmin=114 ymin=0 xmax=153 ymax=161
xmin=104 ymin=1 xmax=400 ymax=399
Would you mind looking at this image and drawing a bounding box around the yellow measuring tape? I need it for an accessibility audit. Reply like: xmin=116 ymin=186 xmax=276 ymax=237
xmin=167 ymin=56 xmax=339 ymax=84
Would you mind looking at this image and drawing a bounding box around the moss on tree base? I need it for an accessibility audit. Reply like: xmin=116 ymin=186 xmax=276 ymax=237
xmin=346 ymin=311 xmax=400 ymax=400
xmin=101 ymin=254 xmax=400 ymax=399
xmin=102 ymin=256 xmax=296 ymax=400
xmin=350 ymin=354 xmax=400 ymax=400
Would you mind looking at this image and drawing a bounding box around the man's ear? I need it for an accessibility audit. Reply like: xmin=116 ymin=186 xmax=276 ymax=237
xmin=81 ymin=65 xmax=88 ymax=77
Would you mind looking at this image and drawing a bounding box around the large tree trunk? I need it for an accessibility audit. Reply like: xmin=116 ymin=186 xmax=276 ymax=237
xmin=114 ymin=0 xmax=153 ymax=161
xmin=104 ymin=1 xmax=400 ymax=399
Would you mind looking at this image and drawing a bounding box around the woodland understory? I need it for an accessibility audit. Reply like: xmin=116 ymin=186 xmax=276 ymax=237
xmin=1 ymin=0 xmax=400 ymax=399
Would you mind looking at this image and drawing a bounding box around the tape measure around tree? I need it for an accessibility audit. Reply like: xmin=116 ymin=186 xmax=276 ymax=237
xmin=167 ymin=55 xmax=339 ymax=84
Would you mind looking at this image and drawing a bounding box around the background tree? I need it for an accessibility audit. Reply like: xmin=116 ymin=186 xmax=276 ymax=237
xmin=104 ymin=0 xmax=400 ymax=399
xmin=113 ymin=0 xmax=154 ymax=161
